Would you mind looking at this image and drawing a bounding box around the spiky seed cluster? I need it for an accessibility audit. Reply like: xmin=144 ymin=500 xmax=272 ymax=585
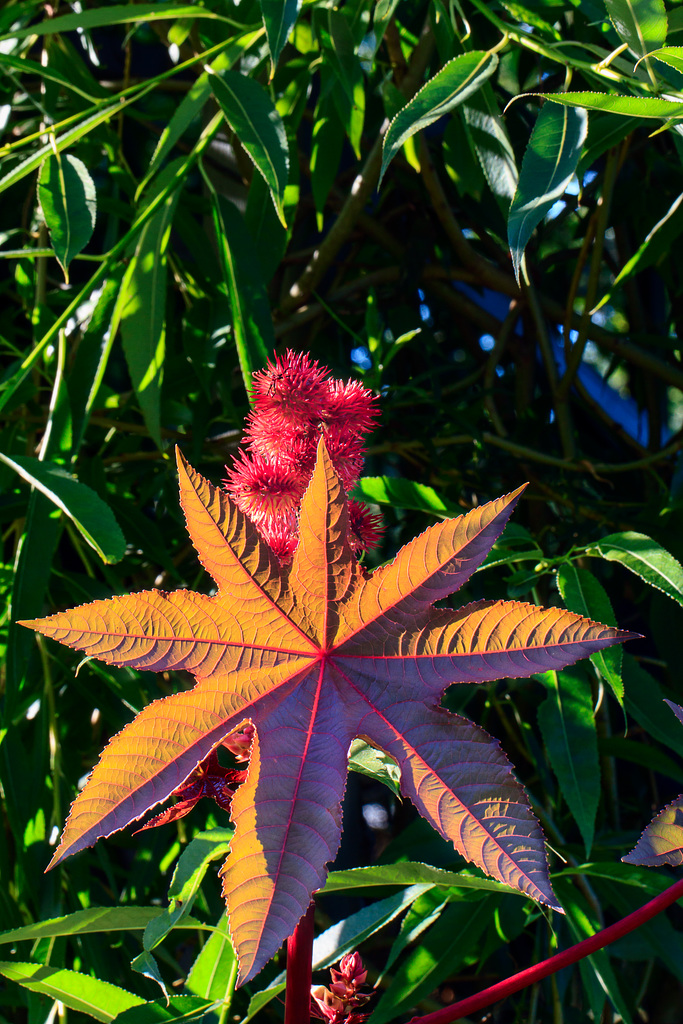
xmin=225 ymin=350 xmax=383 ymax=562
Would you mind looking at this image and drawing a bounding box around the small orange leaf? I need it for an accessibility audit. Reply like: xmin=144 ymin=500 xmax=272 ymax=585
xmin=21 ymin=442 xmax=636 ymax=984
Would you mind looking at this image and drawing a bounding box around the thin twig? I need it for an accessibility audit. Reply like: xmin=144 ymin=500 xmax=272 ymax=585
xmin=279 ymin=21 xmax=436 ymax=315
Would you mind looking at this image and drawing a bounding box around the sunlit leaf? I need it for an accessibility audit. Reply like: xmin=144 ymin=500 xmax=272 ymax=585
xmin=0 ymin=453 xmax=125 ymax=564
xmin=0 ymin=962 xmax=144 ymax=1023
xmin=605 ymin=0 xmax=667 ymax=59
xmin=379 ymin=51 xmax=499 ymax=184
xmin=22 ymin=445 xmax=633 ymax=983
xmin=649 ymin=45 xmax=683 ymax=74
xmin=587 ymin=530 xmax=683 ymax=606
xmin=533 ymin=91 xmax=683 ymax=119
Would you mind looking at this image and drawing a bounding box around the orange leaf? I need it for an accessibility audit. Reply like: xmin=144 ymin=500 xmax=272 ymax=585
xmin=21 ymin=442 xmax=635 ymax=983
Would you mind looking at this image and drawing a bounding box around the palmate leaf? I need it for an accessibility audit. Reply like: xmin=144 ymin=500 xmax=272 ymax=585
xmin=623 ymin=701 xmax=683 ymax=867
xmin=21 ymin=443 xmax=634 ymax=984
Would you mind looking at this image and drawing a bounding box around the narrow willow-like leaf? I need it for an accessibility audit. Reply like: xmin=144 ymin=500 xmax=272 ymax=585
xmin=587 ymin=530 xmax=683 ymax=606
xmin=0 ymin=3 xmax=228 ymax=42
xmin=353 ymin=475 xmax=461 ymax=518
xmin=557 ymin=563 xmax=623 ymax=701
xmin=0 ymin=453 xmax=125 ymax=564
xmin=22 ymin=445 xmax=634 ymax=984
xmin=379 ymin=51 xmax=499 ymax=185
xmin=0 ymin=962 xmax=144 ymax=1023
xmin=143 ymin=829 xmax=233 ymax=953
xmin=463 ymin=87 xmax=518 ymax=205
xmin=537 ymin=668 xmax=600 ymax=856
xmin=260 ymin=0 xmax=301 ymax=73
xmin=323 ymin=862 xmax=516 ymax=894
xmin=596 ymin=190 xmax=683 ymax=310
xmin=508 ymin=102 xmax=587 ymax=280
xmin=605 ymin=0 xmax=667 ymax=59
xmin=649 ymin=45 xmax=683 ymax=74
xmin=371 ymin=898 xmax=497 ymax=1024
xmin=318 ymin=10 xmax=365 ymax=158
xmin=207 ymin=194 xmax=273 ymax=397
xmin=117 ymin=161 xmax=184 ymax=448
xmin=532 ymin=91 xmax=683 ymax=119
xmin=37 ymin=153 xmax=96 ymax=279
xmin=209 ymin=69 xmax=289 ymax=225
xmin=185 ymin=913 xmax=236 ymax=1000
xmin=0 ymin=907 xmax=167 ymax=945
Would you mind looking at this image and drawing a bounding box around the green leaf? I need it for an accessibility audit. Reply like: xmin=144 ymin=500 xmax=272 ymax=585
xmin=143 ymin=829 xmax=233 ymax=953
xmin=0 ymin=453 xmax=125 ymax=564
xmin=352 ymin=476 xmax=461 ymax=518
xmin=108 ymin=996 xmax=216 ymax=1024
xmin=379 ymin=888 xmax=450 ymax=980
xmin=596 ymin=190 xmax=683 ymax=310
xmin=650 ymin=45 xmax=683 ymax=74
xmin=206 ymin=194 xmax=273 ymax=397
xmin=0 ymin=3 xmax=230 ymax=41
xmin=131 ymin=951 xmax=169 ymax=1001
xmin=370 ymin=897 xmax=498 ymax=1024
xmin=142 ymin=34 xmax=263 ymax=190
xmin=0 ymin=962 xmax=144 ymax=1022
xmin=323 ymin=862 xmax=517 ymax=895
xmin=37 ymin=153 xmax=96 ymax=280
xmin=533 ymin=91 xmax=683 ymax=119
xmin=116 ymin=160 xmax=185 ymax=449
xmin=209 ymin=69 xmax=289 ymax=225
xmin=605 ymin=0 xmax=667 ymax=59
xmin=557 ymin=564 xmax=623 ymax=701
xmin=348 ymin=739 xmax=401 ymax=796
xmin=380 ymin=51 xmax=499 ymax=185
xmin=317 ymin=11 xmax=365 ymax=158
xmin=537 ymin=668 xmax=600 ymax=856
xmin=0 ymin=907 xmax=168 ymax=945
xmin=586 ymin=530 xmax=683 ymax=606
xmin=260 ymin=0 xmax=301 ymax=73
xmin=185 ymin=913 xmax=237 ymax=1000
xmin=311 ymin=100 xmax=344 ymax=230
xmin=508 ymin=102 xmax=587 ymax=280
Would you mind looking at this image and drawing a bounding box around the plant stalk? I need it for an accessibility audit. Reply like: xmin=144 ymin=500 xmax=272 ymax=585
xmin=284 ymin=902 xmax=315 ymax=1024
xmin=407 ymin=876 xmax=683 ymax=1024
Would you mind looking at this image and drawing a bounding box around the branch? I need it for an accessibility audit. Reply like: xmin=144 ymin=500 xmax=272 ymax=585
xmin=407 ymin=876 xmax=683 ymax=1024
xmin=278 ymin=22 xmax=435 ymax=315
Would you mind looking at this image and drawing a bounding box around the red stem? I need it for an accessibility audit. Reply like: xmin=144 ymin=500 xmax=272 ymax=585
xmin=284 ymin=902 xmax=316 ymax=1024
xmin=408 ymin=876 xmax=683 ymax=1024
